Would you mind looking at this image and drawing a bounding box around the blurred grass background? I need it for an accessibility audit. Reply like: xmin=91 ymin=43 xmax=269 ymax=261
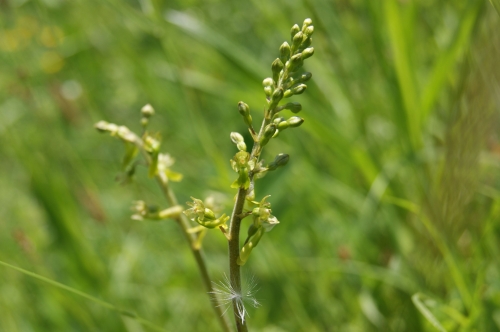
xmin=1 ymin=0 xmax=500 ymax=331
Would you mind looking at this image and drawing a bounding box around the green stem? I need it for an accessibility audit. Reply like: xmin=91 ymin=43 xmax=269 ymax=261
xmin=228 ymin=187 xmax=250 ymax=332
xmin=227 ymin=48 xmax=295 ymax=327
xmin=227 ymin=116 xmax=272 ymax=331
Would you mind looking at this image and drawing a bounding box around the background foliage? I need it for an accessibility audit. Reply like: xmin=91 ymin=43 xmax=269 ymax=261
xmin=1 ymin=0 xmax=500 ymax=331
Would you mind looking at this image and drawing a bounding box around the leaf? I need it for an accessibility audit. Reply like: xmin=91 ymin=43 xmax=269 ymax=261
xmin=122 ymin=142 xmax=139 ymax=171
xmin=412 ymin=293 xmax=447 ymax=332
xmin=490 ymin=0 xmax=500 ymax=16
xmin=165 ymin=169 xmax=183 ymax=182
xmin=0 ymin=260 xmax=168 ymax=332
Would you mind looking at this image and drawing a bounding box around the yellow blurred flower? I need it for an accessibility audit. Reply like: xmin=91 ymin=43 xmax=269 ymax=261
xmin=40 ymin=51 xmax=64 ymax=73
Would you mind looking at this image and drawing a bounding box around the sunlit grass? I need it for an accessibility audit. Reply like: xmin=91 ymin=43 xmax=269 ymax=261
xmin=0 ymin=0 xmax=499 ymax=331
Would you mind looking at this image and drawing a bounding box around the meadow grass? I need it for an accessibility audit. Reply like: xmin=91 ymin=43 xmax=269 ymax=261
xmin=0 ymin=0 xmax=499 ymax=331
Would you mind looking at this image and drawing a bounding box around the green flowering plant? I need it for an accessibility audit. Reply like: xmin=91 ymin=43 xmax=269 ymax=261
xmin=95 ymin=18 xmax=315 ymax=332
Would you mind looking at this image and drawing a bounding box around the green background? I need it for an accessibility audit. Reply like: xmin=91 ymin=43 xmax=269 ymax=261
xmin=1 ymin=0 xmax=500 ymax=331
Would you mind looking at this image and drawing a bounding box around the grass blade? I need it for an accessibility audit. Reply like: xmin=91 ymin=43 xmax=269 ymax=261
xmin=412 ymin=293 xmax=447 ymax=332
xmin=384 ymin=0 xmax=421 ymax=149
xmin=0 ymin=260 xmax=169 ymax=332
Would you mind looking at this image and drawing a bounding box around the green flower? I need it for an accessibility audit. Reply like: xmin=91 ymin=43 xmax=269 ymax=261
xmin=230 ymin=151 xmax=251 ymax=189
xmin=184 ymin=197 xmax=229 ymax=229
xmin=251 ymin=195 xmax=280 ymax=232
xmin=158 ymin=153 xmax=183 ymax=182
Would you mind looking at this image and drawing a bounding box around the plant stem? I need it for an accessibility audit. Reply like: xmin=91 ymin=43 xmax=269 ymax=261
xmin=228 ymin=187 xmax=249 ymax=332
xmin=227 ymin=116 xmax=271 ymax=331
xmin=154 ymin=171 xmax=233 ymax=332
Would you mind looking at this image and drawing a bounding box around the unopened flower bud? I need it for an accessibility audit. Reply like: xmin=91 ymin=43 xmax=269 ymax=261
xmin=230 ymin=132 xmax=244 ymax=144
xmin=263 ymin=77 xmax=274 ymax=87
xmin=141 ymin=104 xmax=155 ymax=118
xmin=284 ymin=84 xmax=307 ymax=98
xmin=301 ymin=47 xmax=314 ymax=60
xmin=271 ymin=58 xmax=284 ymax=83
xmin=287 ymin=72 xmax=312 ymax=87
xmin=279 ymin=42 xmax=291 ymax=63
xmin=230 ymin=132 xmax=247 ymax=151
xmin=269 ymin=87 xmax=283 ymax=110
xmin=95 ymin=121 xmax=110 ymax=133
xmin=203 ymin=208 xmax=216 ymax=221
xmin=286 ymin=102 xmax=302 ymax=113
xmin=287 ymin=53 xmax=304 ymax=72
xmin=292 ymin=31 xmax=304 ymax=53
xmin=263 ymin=79 xmax=275 ymax=98
xmin=300 ymin=72 xmax=313 ymax=82
xmin=238 ymin=101 xmax=250 ymax=116
xmin=117 ymin=126 xmax=136 ymax=143
xmin=238 ymin=101 xmax=253 ymax=128
xmin=304 ymin=25 xmax=314 ymax=37
xmin=237 ymin=226 xmax=264 ymax=266
xmin=273 ymin=116 xmax=285 ymax=125
xmin=287 ymin=116 xmax=304 ymax=127
xmin=290 ymin=24 xmax=300 ymax=41
xmin=237 ymin=142 xmax=246 ymax=151
xmin=277 ymin=120 xmax=289 ymax=130
xmin=260 ymin=123 xmax=277 ymax=147
xmin=299 ymin=37 xmax=312 ymax=51
xmin=274 ymin=153 xmax=289 ymax=167
xmin=302 ymin=18 xmax=312 ymax=32
xmin=271 ymin=87 xmax=283 ymax=101
xmin=245 ymin=224 xmax=259 ymax=244
xmin=264 ymin=86 xmax=273 ymax=98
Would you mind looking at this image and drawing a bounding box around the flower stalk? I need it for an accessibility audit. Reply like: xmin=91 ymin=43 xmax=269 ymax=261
xmin=225 ymin=18 xmax=315 ymax=330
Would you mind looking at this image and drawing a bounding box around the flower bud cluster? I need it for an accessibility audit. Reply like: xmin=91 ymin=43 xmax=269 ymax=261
xmin=263 ymin=18 xmax=314 ymax=115
xmin=271 ymin=115 xmax=304 ymax=138
xmin=230 ymin=132 xmax=247 ymax=152
xmin=95 ymin=121 xmax=137 ymax=144
xmin=131 ymin=200 xmax=183 ymax=221
xmin=140 ymin=104 xmax=155 ymax=127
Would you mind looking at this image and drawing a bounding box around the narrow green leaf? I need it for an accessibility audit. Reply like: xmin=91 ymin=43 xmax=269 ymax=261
xmin=490 ymin=0 xmax=500 ymax=16
xmin=385 ymin=197 xmax=473 ymax=309
xmin=165 ymin=10 xmax=267 ymax=80
xmin=0 ymin=260 xmax=168 ymax=332
xmin=384 ymin=0 xmax=421 ymax=149
xmin=412 ymin=293 xmax=447 ymax=332
xmin=421 ymin=1 xmax=483 ymax=120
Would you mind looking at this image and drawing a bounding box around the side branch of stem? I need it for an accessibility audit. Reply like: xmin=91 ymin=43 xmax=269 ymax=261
xmin=154 ymin=172 xmax=232 ymax=332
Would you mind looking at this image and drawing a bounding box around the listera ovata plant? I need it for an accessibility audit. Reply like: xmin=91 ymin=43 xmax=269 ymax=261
xmin=95 ymin=18 xmax=315 ymax=332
